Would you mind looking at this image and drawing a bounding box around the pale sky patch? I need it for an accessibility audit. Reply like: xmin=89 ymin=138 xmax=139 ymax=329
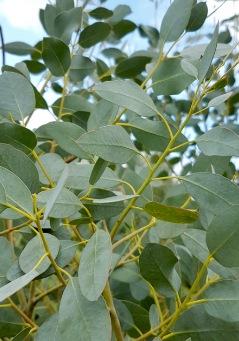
xmin=0 ymin=0 xmax=48 ymax=33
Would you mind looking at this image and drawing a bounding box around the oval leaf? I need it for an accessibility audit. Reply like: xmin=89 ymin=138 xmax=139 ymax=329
xmin=206 ymin=205 xmax=239 ymax=267
xmin=78 ymin=230 xmax=112 ymax=301
xmin=19 ymin=233 xmax=60 ymax=274
xmin=58 ymin=277 xmax=111 ymax=340
xmin=208 ymin=92 xmax=233 ymax=107
xmin=0 ymin=72 xmax=35 ymax=120
xmin=139 ymin=243 xmax=180 ymax=297
xmin=77 ymin=125 xmax=138 ymax=163
xmin=196 ymin=127 xmax=239 ymax=157
xmin=94 ymin=80 xmax=158 ymax=117
xmin=42 ymin=37 xmax=71 ymax=77
xmin=145 ymin=201 xmax=198 ymax=224
xmin=79 ymin=22 xmax=111 ymax=48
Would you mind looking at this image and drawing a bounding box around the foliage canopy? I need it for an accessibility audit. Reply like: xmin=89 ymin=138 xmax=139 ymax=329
xmin=0 ymin=0 xmax=239 ymax=340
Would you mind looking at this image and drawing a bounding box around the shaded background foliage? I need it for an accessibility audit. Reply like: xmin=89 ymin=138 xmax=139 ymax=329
xmin=0 ymin=0 xmax=239 ymax=340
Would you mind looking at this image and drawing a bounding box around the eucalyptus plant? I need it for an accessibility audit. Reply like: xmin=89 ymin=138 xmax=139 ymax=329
xmin=0 ymin=0 xmax=239 ymax=340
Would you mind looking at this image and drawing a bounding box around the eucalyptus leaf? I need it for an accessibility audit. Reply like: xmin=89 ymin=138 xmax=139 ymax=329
xmin=0 ymin=122 xmax=37 ymax=154
xmin=94 ymin=80 xmax=158 ymax=117
xmin=139 ymin=243 xmax=180 ymax=297
xmin=58 ymin=277 xmax=111 ymax=340
xmin=35 ymin=313 xmax=60 ymax=341
xmin=0 ymin=237 xmax=14 ymax=287
xmin=79 ymin=23 xmax=111 ymax=48
xmin=54 ymin=7 xmax=82 ymax=44
xmin=0 ymin=269 xmax=38 ymax=302
xmin=42 ymin=37 xmax=71 ymax=77
xmin=144 ymin=201 xmax=198 ymax=224
xmin=78 ymin=229 xmax=112 ymax=301
xmin=159 ymin=0 xmax=194 ymax=43
xmin=0 ymin=166 xmax=33 ymax=219
xmin=180 ymin=172 xmax=239 ymax=214
xmin=77 ymin=125 xmax=138 ymax=163
xmin=19 ymin=233 xmax=60 ymax=274
xmin=196 ymin=126 xmax=239 ymax=157
xmin=37 ymin=188 xmax=82 ymax=218
xmin=208 ymin=92 xmax=233 ymax=107
xmin=0 ymin=72 xmax=35 ymax=120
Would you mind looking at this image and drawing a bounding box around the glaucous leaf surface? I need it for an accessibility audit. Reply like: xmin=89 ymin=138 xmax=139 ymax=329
xmin=58 ymin=277 xmax=111 ymax=340
xmin=196 ymin=126 xmax=239 ymax=157
xmin=94 ymin=80 xmax=158 ymax=117
xmin=180 ymin=173 xmax=239 ymax=214
xmin=19 ymin=233 xmax=60 ymax=274
xmin=77 ymin=125 xmax=138 ymax=163
xmin=78 ymin=229 xmax=112 ymax=301
xmin=139 ymin=243 xmax=180 ymax=297
xmin=0 ymin=72 xmax=35 ymax=120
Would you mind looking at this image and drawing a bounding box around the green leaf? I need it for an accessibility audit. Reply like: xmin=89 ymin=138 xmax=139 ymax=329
xmin=67 ymin=164 xmax=120 ymax=190
xmin=180 ymin=172 xmax=239 ymax=214
xmin=23 ymin=60 xmax=46 ymax=74
xmin=113 ymin=299 xmax=135 ymax=331
xmin=19 ymin=233 xmax=60 ymax=274
xmin=0 ymin=143 xmax=39 ymax=193
xmin=37 ymin=188 xmax=82 ymax=218
xmin=12 ymin=327 xmax=31 ymax=341
xmin=0 ymin=72 xmax=35 ymax=120
xmin=138 ymin=25 xmax=159 ymax=47
xmin=43 ymin=5 xmax=60 ymax=36
xmin=109 ymin=5 xmax=131 ymax=24
xmin=139 ymin=243 xmax=180 ymax=297
xmin=42 ymin=37 xmax=71 ymax=77
xmin=87 ymin=100 xmax=118 ymax=131
xmin=196 ymin=127 xmax=239 ymax=157
xmin=182 ymin=229 xmax=239 ymax=280
xmin=0 ymin=122 xmax=37 ymax=154
xmin=112 ymin=20 xmax=137 ymax=39
xmin=70 ymin=55 xmax=95 ymax=82
xmin=82 ymin=188 xmax=125 ymax=220
xmin=159 ymin=0 xmax=194 ymax=43
xmin=198 ymin=23 xmax=219 ymax=83
xmin=111 ymin=262 xmax=141 ymax=283
xmin=152 ymin=59 xmax=195 ymax=95
xmin=96 ymin=58 xmax=111 ymax=82
xmin=94 ymin=80 xmax=158 ymax=117
xmin=37 ymin=240 xmax=78 ymax=279
xmin=78 ymin=229 xmax=112 ymax=301
xmin=206 ymin=205 xmax=239 ymax=267
xmin=89 ymin=7 xmax=113 ymax=19
xmin=3 ymin=42 xmax=38 ymax=55
xmin=35 ymin=153 xmax=65 ymax=185
xmin=56 ymin=0 xmax=74 ymax=11
xmin=205 ymin=280 xmax=239 ymax=322
xmin=58 ymin=277 xmax=111 ymax=340
xmin=0 ymin=237 xmax=14 ymax=287
xmin=79 ymin=23 xmax=111 ymax=48
xmin=35 ymin=313 xmax=60 ymax=341
xmin=181 ymin=59 xmax=198 ymax=78
xmin=0 ymin=182 xmax=7 ymax=214
xmin=208 ymin=92 xmax=233 ymax=107
xmin=89 ymin=158 xmax=108 ymax=186
xmin=42 ymin=166 xmax=69 ymax=224
xmin=144 ymin=201 xmax=198 ymax=224
xmin=181 ymin=43 xmax=232 ymax=59
xmin=51 ymin=94 xmax=93 ymax=117
xmin=171 ymin=304 xmax=239 ymax=340
xmin=36 ymin=122 xmax=90 ymax=159
xmin=77 ymin=125 xmax=138 ymax=163
xmin=122 ymin=300 xmax=151 ymax=338
xmin=186 ymin=2 xmax=208 ymax=31
xmin=130 ymin=117 xmax=188 ymax=152
xmin=150 ymin=221 xmax=187 ymax=240
xmin=0 ymin=269 xmax=38 ymax=302
xmin=0 ymin=166 xmax=33 ymax=220
xmin=115 ymin=56 xmax=152 ymax=78
xmin=0 ymin=308 xmax=24 ymax=337
xmin=54 ymin=7 xmax=82 ymax=44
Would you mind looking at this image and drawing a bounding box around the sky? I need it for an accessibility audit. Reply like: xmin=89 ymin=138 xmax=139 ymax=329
xmin=0 ymin=0 xmax=238 ymax=128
